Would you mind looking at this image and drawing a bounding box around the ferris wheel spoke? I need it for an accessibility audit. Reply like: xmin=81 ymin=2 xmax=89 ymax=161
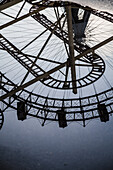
xmin=30 ymin=6 xmax=82 ymax=53
xmin=0 ymin=11 xmax=16 ymax=19
xmin=36 ymin=18 xmax=62 ymax=59
xmin=38 ymin=57 xmax=62 ymax=65
xmin=19 ymin=14 xmax=64 ymax=85
xmin=21 ymin=14 xmax=65 ymax=51
xmin=54 ymin=7 xmax=60 ymax=22
xmin=21 ymin=29 xmax=48 ymax=51
xmin=15 ymin=1 xmax=26 ymax=19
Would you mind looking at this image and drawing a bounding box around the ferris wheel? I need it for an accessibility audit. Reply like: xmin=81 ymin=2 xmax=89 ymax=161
xmin=0 ymin=0 xmax=113 ymax=128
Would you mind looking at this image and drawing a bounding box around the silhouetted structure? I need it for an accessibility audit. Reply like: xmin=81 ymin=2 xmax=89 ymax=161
xmin=0 ymin=0 xmax=113 ymax=128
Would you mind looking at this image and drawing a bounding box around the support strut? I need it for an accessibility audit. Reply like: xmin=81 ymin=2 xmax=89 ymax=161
xmin=66 ymin=4 xmax=77 ymax=94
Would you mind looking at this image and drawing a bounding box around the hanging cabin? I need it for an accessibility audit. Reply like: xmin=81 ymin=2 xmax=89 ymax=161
xmin=98 ymin=104 xmax=109 ymax=122
xmin=17 ymin=101 xmax=27 ymax=121
xmin=57 ymin=109 xmax=67 ymax=128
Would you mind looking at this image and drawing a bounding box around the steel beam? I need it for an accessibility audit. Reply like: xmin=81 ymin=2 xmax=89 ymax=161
xmin=0 ymin=0 xmax=23 ymax=11
xmin=66 ymin=5 xmax=77 ymax=94
xmin=75 ymin=36 xmax=113 ymax=61
xmin=0 ymin=1 xmax=54 ymax=30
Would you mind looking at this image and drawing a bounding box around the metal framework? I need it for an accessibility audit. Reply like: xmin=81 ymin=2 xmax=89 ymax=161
xmin=0 ymin=0 xmax=113 ymax=128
